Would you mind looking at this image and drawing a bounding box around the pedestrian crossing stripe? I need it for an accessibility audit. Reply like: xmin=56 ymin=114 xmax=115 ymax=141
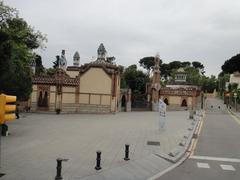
xmin=197 ymin=162 xmax=210 ymax=168
xmin=197 ymin=162 xmax=236 ymax=171
xmin=220 ymin=164 xmax=236 ymax=171
xmin=190 ymin=155 xmax=240 ymax=163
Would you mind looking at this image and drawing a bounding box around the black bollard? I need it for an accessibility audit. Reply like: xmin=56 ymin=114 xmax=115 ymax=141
xmin=211 ymin=105 xmax=213 ymax=108
xmin=1 ymin=124 xmax=8 ymax=136
xmin=95 ymin=151 xmax=102 ymax=170
xmin=124 ymin=144 xmax=130 ymax=161
xmin=55 ymin=158 xmax=68 ymax=180
xmin=218 ymin=106 xmax=220 ymax=109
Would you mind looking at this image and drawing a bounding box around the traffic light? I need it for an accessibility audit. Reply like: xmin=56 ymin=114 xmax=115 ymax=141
xmin=0 ymin=94 xmax=17 ymax=124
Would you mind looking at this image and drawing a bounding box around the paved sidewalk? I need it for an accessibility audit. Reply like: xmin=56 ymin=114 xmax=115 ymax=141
xmin=1 ymin=111 xmax=195 ymax=180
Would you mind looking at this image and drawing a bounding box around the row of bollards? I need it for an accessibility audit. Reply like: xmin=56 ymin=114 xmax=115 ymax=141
xmin=95 ymin=144 xmax=130 ymax=170
xmin=55 ymin=144 xmax=130 ymax=179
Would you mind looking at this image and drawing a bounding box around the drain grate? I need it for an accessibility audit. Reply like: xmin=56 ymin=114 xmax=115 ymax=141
xmin=147 ymin=141 xmax=160 ymax=146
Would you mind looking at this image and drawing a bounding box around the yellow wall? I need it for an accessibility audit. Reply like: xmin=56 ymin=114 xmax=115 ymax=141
xmin=50 ymin=86 xmax=56 ymax=91
xmin=79 ymin=94 xmax=89 ymax=104
xmin=31 ymin=91 xmax=37 ymax=103
xmin=188 ymin=97 xmax=192 ymax=106
xmin=32 ymin=85 xmax=37 ymax=91
xmin=101 ymin=95 xmax=111 ymax=105
xmin=90 ymin=94 xmax=100 ymax=104
xmin=111 ymin=97 xmax=116 ymax=111
xmin=66 ymin=70 xmax=79 ymax=78
xmin=50 ymin=93 xmax=55 ymax=103
xmin=62 ymin=93 xmax=75 ymax=103
xmin=80 ymin=68 xmax=111 ymax=94
xmin=62 ymin=87 xmax=76 ymax=93
xmin=169 ymin=96 xmax=181 ymax=105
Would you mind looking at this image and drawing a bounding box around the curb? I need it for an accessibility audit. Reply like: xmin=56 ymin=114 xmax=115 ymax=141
xmin=148 ymin=110 xmax=205 ymax=179
xmin=154 ymin=110 xmax=204 ymax=163
xmin=228 ymin=109 xmax=240 ymax=120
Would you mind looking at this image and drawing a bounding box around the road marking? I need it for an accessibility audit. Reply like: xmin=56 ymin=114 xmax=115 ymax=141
xmin=190 ymin=155 xmax=240 ymax=163
xmin=220 ymin=164 xmax=236 ymax=171
xmin=197 ymin=162 xmax=210 ymax=168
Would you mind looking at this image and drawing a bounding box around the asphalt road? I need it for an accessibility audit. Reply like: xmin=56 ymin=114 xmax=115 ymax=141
xmin=157 ymin=97 xmax=240 ymax=180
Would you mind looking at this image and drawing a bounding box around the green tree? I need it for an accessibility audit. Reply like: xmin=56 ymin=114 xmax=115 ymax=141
xmin=201 ymin=75 xmax=217 ymax=93
xmin=160 ymin=63 xmax=171 ymax=79
xmin=181 ymin=61 xmax=191 ymax=67
xmin=222 ymin=54 xmax=240 ymax=73
xmin=169 ymin=61 xmax=182 ymax=70
xmin=192 ymin=61 xmax=205 ymax=75
xmin=122 ymin=64 xmax=150 ymax=95
xmin=185 ymin=67 xmax=202 ymax=86
xmin=218 ymin=72 xmax=230 ymax=96
xmin=0 ymin=1 xmax=46 ymax=100
xmin=139 ymin=56 xmax=162 ymax=75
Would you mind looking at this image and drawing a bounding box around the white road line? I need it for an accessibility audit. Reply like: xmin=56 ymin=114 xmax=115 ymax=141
xmin=190 ymin=155 xmax=240 ymax=163
xmin=197 ymin=162 xmax=210 ymax=169
xmin=220 ymin=164 xmax=236 ymax=171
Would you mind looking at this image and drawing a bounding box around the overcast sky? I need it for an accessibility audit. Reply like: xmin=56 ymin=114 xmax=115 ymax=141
xmin=6 ymin=0 xmax=240 ymax=76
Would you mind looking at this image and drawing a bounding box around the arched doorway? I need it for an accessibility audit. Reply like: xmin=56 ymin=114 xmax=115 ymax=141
xmin=181 ymin=99 xmax=187 ymax=107
xmin=121 ymin=95 xmax=126 ymax=111
xmin=42 ymin=91 xmax=48 ymax=107
xmin=164 ymin=98 xmax=169 ymax=105
xmin=38 ymin=91 xmax=43 ymax=107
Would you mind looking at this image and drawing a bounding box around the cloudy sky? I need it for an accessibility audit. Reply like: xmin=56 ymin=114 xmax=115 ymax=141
xmin=6 ymin=0 xmax=240 ymax=76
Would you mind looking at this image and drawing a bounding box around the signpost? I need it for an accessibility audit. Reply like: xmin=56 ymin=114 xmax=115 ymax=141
xmin=158 ymin=99 xmax=167 ymax=129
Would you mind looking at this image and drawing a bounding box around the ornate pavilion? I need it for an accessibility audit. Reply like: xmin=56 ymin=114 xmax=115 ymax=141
xmin=30 ymin=44 xmax=127 ymax=113
xmin=148 ymin=56 xmax=201 ymax=111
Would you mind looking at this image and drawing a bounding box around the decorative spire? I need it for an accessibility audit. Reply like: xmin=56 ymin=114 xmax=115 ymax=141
xmin=73 ymin=51 xmax=80 ymax=66
xmin=97 ymin=43 xmax=107 ymax=60
xmin=154 ymin=53 xmax=160 ymax=71
xmin=59 ymin=49 xmax=67 ymax=70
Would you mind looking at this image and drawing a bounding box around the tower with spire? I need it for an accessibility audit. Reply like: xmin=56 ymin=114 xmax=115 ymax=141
xmin=151 ymin=53 xmax=161 ymax=111
xmin=97 ymin=43 xmax=107 ymax=60
xmin=73 ymin=51 xmax=80 ymax=66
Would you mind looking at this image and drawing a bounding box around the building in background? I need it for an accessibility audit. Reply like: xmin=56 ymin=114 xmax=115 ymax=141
xmin=229 ymin=71 xmax=240 ymax=89
xmin=159 ymin=68 xmax=201 ymax=111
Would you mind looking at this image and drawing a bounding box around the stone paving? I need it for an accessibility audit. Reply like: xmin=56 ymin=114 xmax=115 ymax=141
xmin=1 ymin=111 xmax=193 ymax=180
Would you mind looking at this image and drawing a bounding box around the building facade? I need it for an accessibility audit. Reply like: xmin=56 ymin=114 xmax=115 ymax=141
xmin=160 ymin=68 xmax=201 ymax=110
xmin=30 ymin=44 xmax=121 ymax=113
xmin=148 ymin=61 xmax=201 ymax=111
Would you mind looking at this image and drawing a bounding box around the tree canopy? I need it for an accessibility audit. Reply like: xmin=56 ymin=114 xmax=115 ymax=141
xmin=0 ymin=1 xmax=46 ymax=100
xmin=139 ymin=56 xmax=162 ymax=75
xmin=121 ymin=64 xmax=150 ymax=95
xmin=222 ymin=54 xmax=240 ymax=74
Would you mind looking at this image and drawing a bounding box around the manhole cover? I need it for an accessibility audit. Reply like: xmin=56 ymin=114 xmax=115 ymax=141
xmin=147 ymin=141 xmax=160 ymax=146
